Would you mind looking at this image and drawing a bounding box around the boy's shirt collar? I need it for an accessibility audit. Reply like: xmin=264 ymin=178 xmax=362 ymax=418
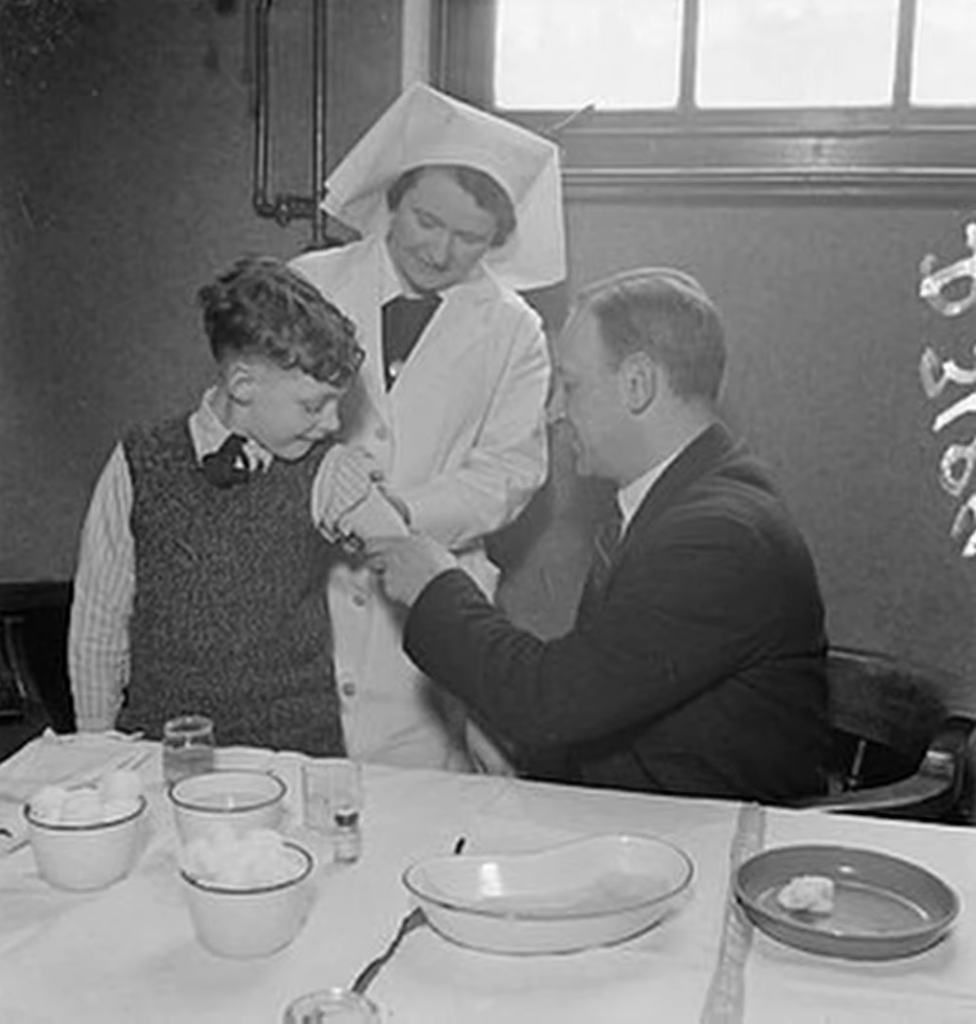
xmin=188 ymin=387 xmax=274 ymax=473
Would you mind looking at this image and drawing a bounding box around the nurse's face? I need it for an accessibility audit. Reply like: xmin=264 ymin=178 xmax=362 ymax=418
xmin=387 ymin=168 xmax=497 ymax=294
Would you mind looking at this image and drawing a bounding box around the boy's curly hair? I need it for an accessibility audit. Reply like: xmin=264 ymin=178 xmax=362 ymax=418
xmin=198 ymin=255 xmax=364 ymax=387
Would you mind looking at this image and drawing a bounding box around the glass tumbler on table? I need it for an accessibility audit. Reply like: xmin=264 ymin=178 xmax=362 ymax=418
xmin=282 ymin=987 xmax=380 ymax=1023
xmin=302 ymin=758 xmax=363 ymax=863
xmin=162 ymin=714 xmax=215 ymax=784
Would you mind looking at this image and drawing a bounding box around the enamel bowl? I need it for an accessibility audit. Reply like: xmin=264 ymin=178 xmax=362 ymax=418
xmin=735 ymin=844 xmax=960 ymax=960
xmin=168 ymin=770 xmax=287 ymax=844
xmin=24 ymin=794 xmax=148 ymax=892
xmin=180 ymin=839 xmax=315 ymax=958
xmin=403 ymin=834 xmax=694 ymax=955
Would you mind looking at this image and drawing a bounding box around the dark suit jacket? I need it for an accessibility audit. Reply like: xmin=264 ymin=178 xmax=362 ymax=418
xmin=404 ymin=424 xmax=830 ymax=803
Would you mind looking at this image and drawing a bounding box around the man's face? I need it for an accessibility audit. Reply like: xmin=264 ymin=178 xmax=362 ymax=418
xmin=386 ymin=168 xmax=498 ymax=293
xmin=548 ymin=308 xmax=626 ymax=480
xmin=241 ymin=362 xmax=345 ymax=461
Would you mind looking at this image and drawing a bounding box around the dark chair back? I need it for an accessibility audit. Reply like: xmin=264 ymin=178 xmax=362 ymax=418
xmin=793 ymin=645 xmax=975 ymax=824
xmin=0 ymin=582 xmax=74 ymax=756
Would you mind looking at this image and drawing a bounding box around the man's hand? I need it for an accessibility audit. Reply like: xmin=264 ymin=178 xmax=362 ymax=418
xmin=365 ymin=535 xmax=458 ymax=607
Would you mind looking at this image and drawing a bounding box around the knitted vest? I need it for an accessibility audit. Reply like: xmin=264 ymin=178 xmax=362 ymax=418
xmin=120 ymin=417 xmax=344 ymax=756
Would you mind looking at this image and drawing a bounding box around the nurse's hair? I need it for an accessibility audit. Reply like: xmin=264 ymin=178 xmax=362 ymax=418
xmin=575 ymin=268 xmax=726 ymax=402
xmin=386 ymin=164 xmax=517 ymax=248
xmin=198 ymin=255 xmax=365 ymax=388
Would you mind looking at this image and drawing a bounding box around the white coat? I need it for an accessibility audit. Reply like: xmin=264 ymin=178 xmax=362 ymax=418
xmin=292 ymin=234 xmax=550 ymax=768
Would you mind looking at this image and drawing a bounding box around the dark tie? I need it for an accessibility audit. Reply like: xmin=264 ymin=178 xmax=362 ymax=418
xmin=201 ymin=433 xmax=250 ymax=488
xmin=381 ymin=293 xmax=442 ymax=390
xmin=577 ymin=503 xmax=624 ymax=624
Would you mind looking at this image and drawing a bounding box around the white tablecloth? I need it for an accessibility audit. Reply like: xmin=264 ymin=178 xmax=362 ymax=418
xmin=0 ymin=733 xmax=973 ymax=1024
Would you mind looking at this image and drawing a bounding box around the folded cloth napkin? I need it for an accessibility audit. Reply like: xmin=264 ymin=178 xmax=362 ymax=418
xmin=0 ymin=730 xmax=148 ymax=855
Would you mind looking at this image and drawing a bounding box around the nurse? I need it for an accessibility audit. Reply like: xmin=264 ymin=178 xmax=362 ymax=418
xmin=292 ymin=82 xmax=566 ymax=770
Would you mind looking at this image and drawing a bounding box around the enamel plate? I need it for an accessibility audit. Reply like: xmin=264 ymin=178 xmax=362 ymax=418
xmin=734 ymin=844 xmax=959 ymax=960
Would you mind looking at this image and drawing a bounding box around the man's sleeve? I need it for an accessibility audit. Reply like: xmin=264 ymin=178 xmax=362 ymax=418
xmin=403 ymin=516 xmax=771 ymax=751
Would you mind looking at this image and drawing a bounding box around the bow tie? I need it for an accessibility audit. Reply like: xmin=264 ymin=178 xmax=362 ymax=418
xmin=201 ymin=433 xmax=251 ymax=488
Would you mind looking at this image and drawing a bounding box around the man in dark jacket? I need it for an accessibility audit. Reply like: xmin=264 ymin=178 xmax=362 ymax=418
xmin=366 ymin=267 xmax=829 ymax=803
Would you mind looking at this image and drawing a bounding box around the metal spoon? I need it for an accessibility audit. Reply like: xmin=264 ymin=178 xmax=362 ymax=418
xmin=350 ymin=836 xmax=467 ymax=996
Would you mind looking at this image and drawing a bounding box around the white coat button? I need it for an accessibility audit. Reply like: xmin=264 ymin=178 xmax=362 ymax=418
xmin=340 ymin=681 xmax=357 ymax=699
xmin=352 ymin=592 xmax=368 ymax=607
xmin=374 ymin=425 xmax=389 ymax=441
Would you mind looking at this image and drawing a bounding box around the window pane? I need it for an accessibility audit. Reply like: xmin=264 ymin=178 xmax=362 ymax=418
xmin=495 ymin=0 xmax=683 ymax=110
xmin=912 ymin=0 xmax=976 ymax=105
xmin=697 ymin=0 xmax=900 ymax=108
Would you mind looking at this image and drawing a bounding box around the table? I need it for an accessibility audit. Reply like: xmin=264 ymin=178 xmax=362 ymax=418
xmin=1 ymin=732 xmax=974 ymax=1024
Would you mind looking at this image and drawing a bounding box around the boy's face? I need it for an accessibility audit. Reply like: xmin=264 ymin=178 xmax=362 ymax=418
xmin=235 ymin=361 xmax=345 ymax=461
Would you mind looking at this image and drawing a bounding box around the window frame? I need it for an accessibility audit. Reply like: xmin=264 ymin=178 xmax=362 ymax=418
xmin=430 ymin=0 xmax=976 ymax=205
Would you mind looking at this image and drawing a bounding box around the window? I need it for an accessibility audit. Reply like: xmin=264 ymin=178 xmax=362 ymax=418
xmin=495 ymin=0 xmax=684 ymax=109
xmin=694 ymin=0 xmax=900 ymax=109
xmin=912 ymin=0 xmax=976 ymax=105
xmin=432 ymin=0 xmax=976 ymax=202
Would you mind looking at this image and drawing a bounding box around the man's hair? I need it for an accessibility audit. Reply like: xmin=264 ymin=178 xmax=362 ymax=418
xmin=386 ymin=164 xmax=517 ymax=247
xmin=576 ymin=268 xmax=726 ymax=402
xmin=198 ymin=256 xmax=364 ymax=387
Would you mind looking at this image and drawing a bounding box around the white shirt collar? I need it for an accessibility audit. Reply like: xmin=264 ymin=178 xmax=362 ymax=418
xmin=616 ymin=454 xmax=676 ymax=534
xmin=187 ymin=387 xmax=273 ymax=472
xmin=617 ymin=427 xmax=717 ymax=533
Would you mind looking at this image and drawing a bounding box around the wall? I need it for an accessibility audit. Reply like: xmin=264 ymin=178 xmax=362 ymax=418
xmin=0 ymin=0 xmax=400 ymax=578
xmin=2 ymin=1 xmax=975 ymax=706
xmin=499 ymin=200 xmax=976 ymax=709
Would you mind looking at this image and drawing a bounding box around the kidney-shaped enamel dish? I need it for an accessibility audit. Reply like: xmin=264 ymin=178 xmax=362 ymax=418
xmin=403 ymin=833 xmax=694 ymax=955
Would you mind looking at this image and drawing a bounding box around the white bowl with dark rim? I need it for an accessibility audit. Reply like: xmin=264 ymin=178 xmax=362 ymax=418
xmin=403 ymin=834 xmax=694 ymax=955
xmin=180 ymin=839 xmax=316 ymax=958
xmin=168 ymin=770 xmax=287 ymax=844
xmin=25 ymin=794 xmax=148 ymax=892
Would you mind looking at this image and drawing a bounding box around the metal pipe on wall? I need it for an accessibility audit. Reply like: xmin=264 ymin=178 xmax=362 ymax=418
xmin=310 ymin=0 xmax=326 ymax=248
xmin=252 ymin=0 xmax=338 ymax=250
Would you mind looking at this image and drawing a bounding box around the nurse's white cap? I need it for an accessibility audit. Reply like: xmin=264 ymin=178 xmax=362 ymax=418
xmin=323 ymin=82 xmax=566 ymax=291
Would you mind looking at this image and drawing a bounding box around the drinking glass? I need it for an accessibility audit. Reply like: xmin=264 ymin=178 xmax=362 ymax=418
xmin=162 ymin=714 xmax=215 ymax=784
xmin=302 ymin=758 xmax=362 ymax=831
xmin=302 ymin=758 xmax=363 ymax=862
xmin=281 ymin=986 xmax=380 ymax=1023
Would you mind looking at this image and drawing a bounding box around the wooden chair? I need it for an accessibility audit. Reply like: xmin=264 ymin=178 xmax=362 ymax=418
xmin=792 ymin=645 xmax=976 ymax=824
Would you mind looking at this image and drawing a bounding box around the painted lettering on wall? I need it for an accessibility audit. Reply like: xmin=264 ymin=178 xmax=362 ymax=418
xmin=920 ymin=222 xmax=976 ymax=556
